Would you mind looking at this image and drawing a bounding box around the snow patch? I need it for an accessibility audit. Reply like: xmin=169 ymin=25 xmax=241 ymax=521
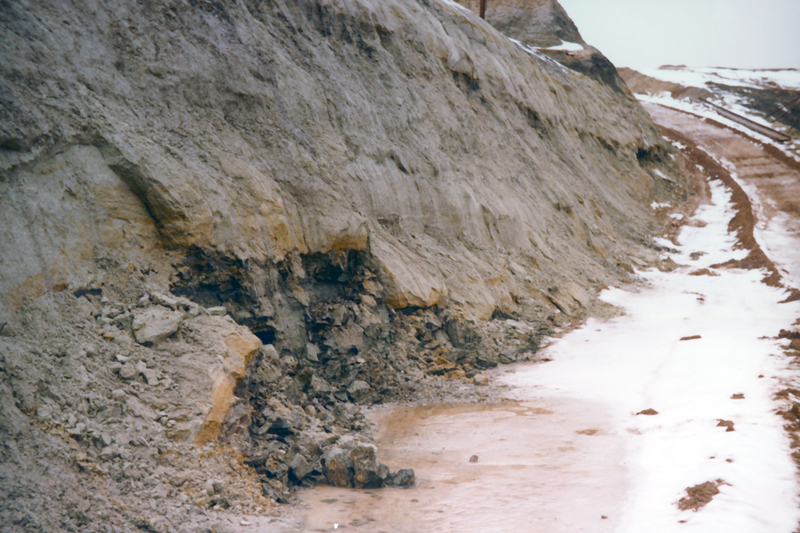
xmin=543 ymin=40 xmax=584 ymax=52
xmin=502 ymin=179 xmax=800 ymax=531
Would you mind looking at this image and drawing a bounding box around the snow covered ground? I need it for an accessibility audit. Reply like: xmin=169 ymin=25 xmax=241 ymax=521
xmin=635 ymin=93 xmax=800 ymax=164
xmin=502 ymin=180 xmax=800 ymax=532
xmin=638 ymin=67 xmax=800 ymax=92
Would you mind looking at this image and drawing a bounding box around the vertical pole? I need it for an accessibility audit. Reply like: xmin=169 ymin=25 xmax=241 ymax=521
xmin=479 ymin=0 xmax=486 ymax=19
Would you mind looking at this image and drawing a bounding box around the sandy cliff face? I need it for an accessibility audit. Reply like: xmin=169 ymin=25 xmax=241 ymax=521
xmin=0 ymin=0 xmax=683 ymax=530
xmin=2 ymin=0 xmax=667 ymax=323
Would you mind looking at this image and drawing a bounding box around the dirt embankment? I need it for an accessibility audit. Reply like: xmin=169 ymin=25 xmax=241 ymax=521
xmin=0 ymin=1 xmax=680 ymax=530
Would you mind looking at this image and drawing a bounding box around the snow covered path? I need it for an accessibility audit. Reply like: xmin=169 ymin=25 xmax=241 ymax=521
xmin=504 ymin=177 xmax=800 ymax=532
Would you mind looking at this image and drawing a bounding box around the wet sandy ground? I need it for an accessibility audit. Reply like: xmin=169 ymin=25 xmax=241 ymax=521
xmin=292 ymin=388 xmax=626 ymax=532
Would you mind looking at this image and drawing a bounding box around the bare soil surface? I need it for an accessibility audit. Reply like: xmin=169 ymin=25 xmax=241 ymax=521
xmin=288 ymin=389 xmax=626 ymax=532
xmin=677 ymin=479 xmax=728 ymax=512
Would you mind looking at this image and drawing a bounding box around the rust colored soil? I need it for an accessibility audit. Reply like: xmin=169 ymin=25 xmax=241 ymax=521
xmin=677 ymin=479 xmax=728 ymax=511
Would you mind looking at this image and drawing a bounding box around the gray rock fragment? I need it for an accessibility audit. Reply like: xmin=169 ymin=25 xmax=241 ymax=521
xmin=118 ymin=363 xmax=137 ymax=381
xmin=347 ymin=380 xmax=371 ymax=404
xmin=132 ymin=306 xmax=184 ymax=345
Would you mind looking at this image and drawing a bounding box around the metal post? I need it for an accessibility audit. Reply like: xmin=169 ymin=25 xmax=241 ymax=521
xmin=479 ymin=0 xmax=486 ymax=18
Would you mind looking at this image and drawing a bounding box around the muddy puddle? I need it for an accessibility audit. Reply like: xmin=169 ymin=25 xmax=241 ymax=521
xmin=289 ymin=382 xmax=627 ymax=532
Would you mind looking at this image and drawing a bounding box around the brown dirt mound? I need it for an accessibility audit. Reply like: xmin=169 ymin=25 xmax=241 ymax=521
xmin=677 ymin=479 xmax=728 ymax=511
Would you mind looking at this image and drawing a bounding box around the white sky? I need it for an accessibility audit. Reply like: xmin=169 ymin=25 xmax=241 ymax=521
xmin=557 ymin=0 xmax=800 ymax=70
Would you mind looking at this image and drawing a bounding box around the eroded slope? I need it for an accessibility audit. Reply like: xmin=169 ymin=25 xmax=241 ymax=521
xmin=0 ymin=1 xmax=683 ymax=530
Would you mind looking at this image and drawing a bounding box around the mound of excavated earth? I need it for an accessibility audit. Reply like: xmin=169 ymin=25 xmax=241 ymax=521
xmin=0 ymin=0 xmax=683 ymax=531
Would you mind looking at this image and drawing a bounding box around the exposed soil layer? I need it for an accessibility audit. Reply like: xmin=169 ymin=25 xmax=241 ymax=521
xmin=677 ymin=479 xmax=728 ymax=511
xmin=288 ymin=394 xmax=627 ymax=532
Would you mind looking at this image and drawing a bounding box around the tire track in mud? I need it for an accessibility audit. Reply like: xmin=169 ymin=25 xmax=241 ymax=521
xmin=657 ymin=120 xmax=800 ymax=303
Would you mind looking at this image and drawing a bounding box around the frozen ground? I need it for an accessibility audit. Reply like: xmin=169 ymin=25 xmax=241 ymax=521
xmin=638 ymin=67 xmax=800 ymax=92
xmin=504 ymin=178 xmax=800 ymax=532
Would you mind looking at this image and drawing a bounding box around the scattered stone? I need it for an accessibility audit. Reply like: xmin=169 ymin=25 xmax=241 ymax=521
xmin=731 ymin=393 xmax=744 ymax=400
xmin=151 ymin=292 xmax=180 ymax=310
xmin=117 ymin=363 xmax=137 ymax=381
xmin=348 ymin=380 xmax=372 ymax=404
xmin=384 ymin=468 xmax=415 ymax=487
xmin=636 ymin=409 xmax=659 ymax=416
xmin=679 ymin=335 xmax=702 ymax=341
xmin=321 ymin=446 xmax=352 ymax=488
xmin=111 ymin=389 xmax=127 ymax=402
xmin=267 ymin=417 xmax=295 ymax=437
xmin=132 ymin=307 xmax=184 ymax=345
xmin=427 ymin=356 xmax=456 ymax=376
xmin=99 ymin=445 xmax=121 ymax=462
xmin=207 ymin=306 xmax=228 ymax=316
xmin=473 ymin=374 xmax=488 ymax=386
xmin=305 ymin=343 xmax=320 ymax=362
xmin=349 ymin=444 xmax=385 ymax=489
xmin=447 ymin=368 xmax=467 ymax=380
xmin=474 ymin=353 xmax=498 ymax=369
xmin=469 ymin=455 xmax=479 ymax=463
xmin=498 ymin=348 xmax=517 ymax=364
xmin=288 ymin=454 xmax=314 ymax=481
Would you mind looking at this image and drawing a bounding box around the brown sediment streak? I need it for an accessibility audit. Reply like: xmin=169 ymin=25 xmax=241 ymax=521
xmin=659 ymin=124 xmax=800 ymax=302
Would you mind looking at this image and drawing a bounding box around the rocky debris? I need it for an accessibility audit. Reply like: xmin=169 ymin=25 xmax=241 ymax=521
xmin=321 ymin=438 xmax=413 ymax=489
xmin=132 ymin=306 xmax=185 ymax=345
xmin=677 ymin=479 xmax=729 ymax=511
xmin=680 ymin=335 xmax=702 ymax=341
xmin=473 ymin=374 xmax=489 ymax=386
xmin=636 ymin=409 xmax=659 ymax=416
xmin=469 ymin=454 xmax=479 ymax=463
xmin=731 ymin=393 xmax=745 ymax=400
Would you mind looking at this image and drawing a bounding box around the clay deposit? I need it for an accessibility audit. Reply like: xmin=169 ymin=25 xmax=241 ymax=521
xmin=1 ymin=1 xmax=684 ymax=531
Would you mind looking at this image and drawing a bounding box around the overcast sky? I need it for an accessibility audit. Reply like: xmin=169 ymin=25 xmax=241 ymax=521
xmin=557 ymin=0 xmax=800 ymax=70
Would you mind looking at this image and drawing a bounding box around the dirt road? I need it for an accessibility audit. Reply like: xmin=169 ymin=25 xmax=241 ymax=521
xmin=644 ymin=102 xmax=800 ymax=292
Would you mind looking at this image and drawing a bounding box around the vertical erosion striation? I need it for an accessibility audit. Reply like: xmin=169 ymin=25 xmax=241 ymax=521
xmin=0 ymin=0 xmax=686 ymax=529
